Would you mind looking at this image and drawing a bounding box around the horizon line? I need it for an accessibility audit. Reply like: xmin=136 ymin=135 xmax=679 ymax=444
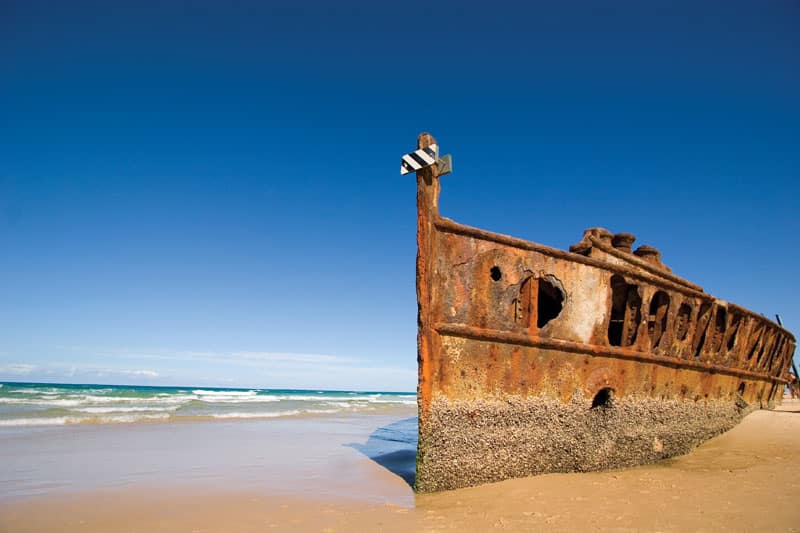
xmin=0 ymin=379 xmax=417 ymax=395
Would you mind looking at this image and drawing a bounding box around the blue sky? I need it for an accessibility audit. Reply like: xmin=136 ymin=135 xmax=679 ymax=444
xmin=1 ymin=1 xmax=798 ymax=391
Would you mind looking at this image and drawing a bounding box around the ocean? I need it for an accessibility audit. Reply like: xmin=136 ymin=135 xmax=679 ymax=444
xmin=0 ymin=382 xmax=417 ymax=428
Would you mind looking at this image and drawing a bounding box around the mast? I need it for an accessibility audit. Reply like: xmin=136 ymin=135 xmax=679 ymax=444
xmin=415 ymin=132 xmax=441 ymax=421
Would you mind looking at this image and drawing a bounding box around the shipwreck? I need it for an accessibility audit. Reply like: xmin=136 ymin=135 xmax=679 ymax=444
xmin=408 ymin=132 xmax=796 ymax=492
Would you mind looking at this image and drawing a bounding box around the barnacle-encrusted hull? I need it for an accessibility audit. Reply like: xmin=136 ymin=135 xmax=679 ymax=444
xmin=413 ymin=133 xmax=795 ymax=492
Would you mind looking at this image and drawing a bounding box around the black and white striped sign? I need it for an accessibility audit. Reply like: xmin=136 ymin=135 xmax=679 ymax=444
xmin=400 ymin=144 xmax=439 ymax=175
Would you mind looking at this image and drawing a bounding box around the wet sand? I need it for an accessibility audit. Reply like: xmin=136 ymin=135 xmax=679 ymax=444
xmin=2 ymin=400 xmax=799 ymax=532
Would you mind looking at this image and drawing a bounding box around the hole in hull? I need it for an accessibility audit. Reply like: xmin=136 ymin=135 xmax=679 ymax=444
xmin=514 ymin=276 xmax=564 ymax=330
xmin=747 ymin=326 xmax=764 ymax=361
xmin=727 ymin=312 xmax=742 ymax=351
xmin=708 ymin=306 xmax=727 ymax=354
xmin=647 ymin=291 xmax=670 ymax=349
xmin=675 ymin=303 xmax=692 ymax=341
xmin=592 ymin=388 xmax=614 ymax=409
xmin=608 ymin=275 xmax=641 ymax=347
xmin=693 ymin=302 xmax=712 ymax=357
xmin=537 ymin=278 xmax=564 ymax=328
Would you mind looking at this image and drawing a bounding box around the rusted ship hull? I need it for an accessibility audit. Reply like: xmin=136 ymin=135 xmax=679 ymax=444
xmin=413 ymin=133 xmax=795 ymax=493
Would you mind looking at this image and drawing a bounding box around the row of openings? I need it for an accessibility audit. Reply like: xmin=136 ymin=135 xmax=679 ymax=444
xmin=744 ymin=325 xmax=792 ymax=374
xmin=607 ymin=275 xmax=791 ymax=373
xmin=608 ymin=275 xmax=733 ymax=354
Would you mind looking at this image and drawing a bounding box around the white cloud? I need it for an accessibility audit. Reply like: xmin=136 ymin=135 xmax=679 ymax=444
xmin=0 ymin=362 xmax=159 ymax=381
xmin=99 ymin=368 xmax=160 ymax=378
xmin=6 ymin=347 xmax=416 ymax=391
xmin=0 ymin=363 xmax=36 ymax=375
xmin=103 ymin=348 xmax=361 ymax=366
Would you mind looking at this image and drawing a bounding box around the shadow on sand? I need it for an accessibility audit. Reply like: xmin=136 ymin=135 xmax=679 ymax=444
xmin=347 ymin=417 xmax=418 ymax=488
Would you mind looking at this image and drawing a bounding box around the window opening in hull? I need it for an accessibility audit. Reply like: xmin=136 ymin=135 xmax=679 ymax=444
xmin=675 ymin=303 xmax=692 ymax=341
xmin=647 ymin=291 xmax=670 ymax=349
xmin=693 ymin=302 xmax=712 ymax=358
xmin=608 ymin=275 xmax=641 ymax=347
xmin=514 ymin=276 xmax=564 ymax=331
xmin=537 ymin=278 xmax=564 ymax=328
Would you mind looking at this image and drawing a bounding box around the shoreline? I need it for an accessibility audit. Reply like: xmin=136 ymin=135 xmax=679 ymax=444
xmin=0 ymin=382 xmax=416 ymax=429
xmin=2 ymin=400 xmax=799 ymax=531
xmin=0 ymin=404 xmax=415 ymax=429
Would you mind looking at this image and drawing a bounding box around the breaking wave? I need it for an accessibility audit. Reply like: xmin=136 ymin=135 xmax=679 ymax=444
xmin=0 ymin=383 xmax=416 ymax=428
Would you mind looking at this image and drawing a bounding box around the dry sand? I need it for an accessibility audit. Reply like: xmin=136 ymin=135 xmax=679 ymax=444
xmin=2 ymin=400 xmax=799 ymax=532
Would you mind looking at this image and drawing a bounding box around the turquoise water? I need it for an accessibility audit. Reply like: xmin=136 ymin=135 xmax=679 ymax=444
xmin=0 ymin=382 xmax=416 ymax=427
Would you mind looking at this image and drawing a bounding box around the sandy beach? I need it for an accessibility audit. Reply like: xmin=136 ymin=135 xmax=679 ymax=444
xmin=2 ymin=400 xmax=799 ymax=532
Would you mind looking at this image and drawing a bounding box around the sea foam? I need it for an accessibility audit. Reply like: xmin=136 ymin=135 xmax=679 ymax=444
xmin=210 ymin=410 xmax=303 ymax=419
xmin=0 ymin=383 xmax=417 ymax=428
